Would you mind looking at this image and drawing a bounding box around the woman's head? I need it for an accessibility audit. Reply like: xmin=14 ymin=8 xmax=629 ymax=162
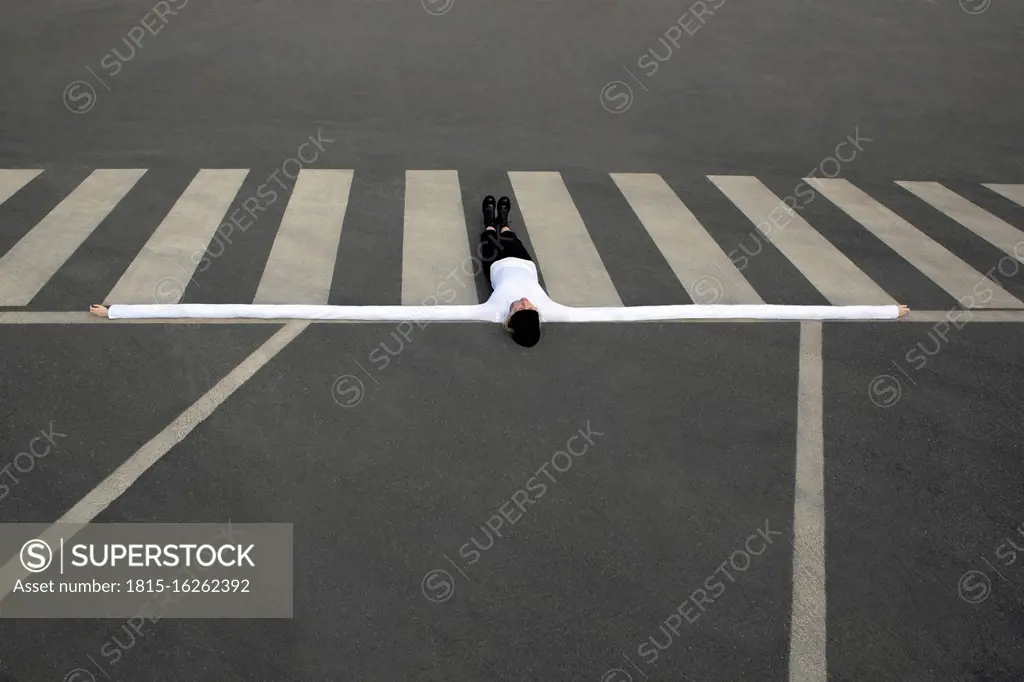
xmin=505 ymin=298 xmax=541 ymax=347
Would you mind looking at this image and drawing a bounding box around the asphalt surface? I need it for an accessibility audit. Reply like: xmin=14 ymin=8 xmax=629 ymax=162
xmin=1 ymin=322 xmax=798 ymax=682
xmin=2 ymin=0 xmax=1024 ymax=680
xmin=1 ymin=322 xmax=1023 ymax=680
xmin=826 ymin=323 xmax=1024 ymax=682
xmin=0 ymin=0 xmax=1020 ymax=179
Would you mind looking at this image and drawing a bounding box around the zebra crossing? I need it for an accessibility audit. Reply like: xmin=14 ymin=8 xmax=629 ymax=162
xmin=0 ymin=168 xmax=1022 ymax=312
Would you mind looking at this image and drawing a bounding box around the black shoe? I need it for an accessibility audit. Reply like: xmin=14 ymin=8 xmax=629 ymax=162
xmin=482 ymin=195 xmax=497 ymax=229
xmin=497 ymin=196 xmax=512 ymax=229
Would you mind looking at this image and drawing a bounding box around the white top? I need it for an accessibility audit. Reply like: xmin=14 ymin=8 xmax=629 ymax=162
xmin=485 ymin=258 xmax=557 ymax=323
xmin=105 ymin=258 xmax=900 ymax=321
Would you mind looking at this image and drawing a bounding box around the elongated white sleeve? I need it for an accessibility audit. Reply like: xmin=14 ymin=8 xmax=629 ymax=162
xmin=537 ymin=303 xmax=900 ymax=322
xmin=107 ymin=303 xmax=498 ymax=321
xmin=106 ymin=302 xmax=899 ymax=321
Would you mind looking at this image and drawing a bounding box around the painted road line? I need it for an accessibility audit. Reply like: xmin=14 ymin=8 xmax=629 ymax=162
xmin=254 ymin=169 xmax=353 ymax=304
xmin=790 ymin=321 xmax=826 ymax=682
xmin=509 ymin=171 xmax=622 ymax=307
xmin=809 ymin=179 xmax=1022 ymax=309
xmin=106 ymin=169 xmax=249 ymax=304
xmin=898 ymin=181 xmax=1024 ymax=263
xmin=710 ymin=175 xmax=894 ymax=306
xmin=402 ymin=170 xmax=478 ymax=305
xmin=0 ymin=169 xmax=146 ymax=305
xmin=612 ymin=172 xmax=763 ymax=304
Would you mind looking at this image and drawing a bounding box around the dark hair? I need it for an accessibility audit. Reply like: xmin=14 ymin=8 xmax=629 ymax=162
xmin=508 ymin=309 xmax=541 ymax=347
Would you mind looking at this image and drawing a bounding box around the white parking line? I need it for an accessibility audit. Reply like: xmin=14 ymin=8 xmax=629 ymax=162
xmin=789 ymin=321 xmax=826 ymax=682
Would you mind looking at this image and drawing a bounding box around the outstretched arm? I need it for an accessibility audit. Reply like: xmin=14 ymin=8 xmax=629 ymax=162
xmin=540 ymin=302 xmax=911 ymax=322
xmin=91 ymin=303 xmax=500 ymax=322
xmin=89 ymin=302 xmax=911 ymax=322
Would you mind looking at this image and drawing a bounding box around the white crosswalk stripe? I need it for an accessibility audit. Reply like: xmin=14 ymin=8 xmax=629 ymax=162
xmin=0 ymin=168 xmax=1022 ymax=312
xmin=0 ymin=169 xmax=146 ymax=305
xmin=0 ymin=170 xmax=42 ymax=208
xmin=509 ymin=171 xmax=622 ymax=307
xmin=983 ymin=184 xmax=1024 ymax=210
xmin=612 ymin=173 xmax=763 ymax=305
xmin=808 ymin=179 xmax=1024 ymax=309
xmin=709 ymin=176 xmax=895 ymax=305
xmin=402 ymin=170 xmax=478 ymax=305
xmin=254 ymin=169 xmax=353 ymax=305
xmin=106 ymin=169 xmax=248 ymax=304
xmin=897 ymin=181 xmax=1024 ymax=263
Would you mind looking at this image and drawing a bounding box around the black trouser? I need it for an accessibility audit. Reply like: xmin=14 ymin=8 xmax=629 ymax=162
xmin=478 ymin=228 xmax=533 ymax=283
